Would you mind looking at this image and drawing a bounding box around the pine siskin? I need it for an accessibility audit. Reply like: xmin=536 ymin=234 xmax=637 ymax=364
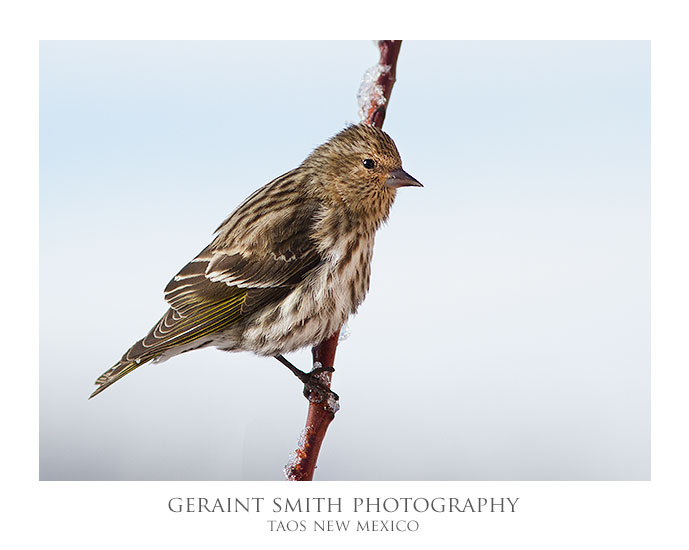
xmin=90 ymin=124 xmax=421 ymax=399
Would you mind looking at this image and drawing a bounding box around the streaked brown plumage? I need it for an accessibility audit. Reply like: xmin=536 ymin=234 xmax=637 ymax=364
xmin=91 ymin=124 xmax=421 ymax=398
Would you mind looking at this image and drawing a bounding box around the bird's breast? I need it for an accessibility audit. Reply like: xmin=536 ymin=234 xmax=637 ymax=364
xmin=241 ymin=234 xmax=375 ymax=355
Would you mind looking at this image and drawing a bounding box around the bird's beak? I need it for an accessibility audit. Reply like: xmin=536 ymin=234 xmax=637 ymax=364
xmin=385 ymin=168 xmax=423 ymax=189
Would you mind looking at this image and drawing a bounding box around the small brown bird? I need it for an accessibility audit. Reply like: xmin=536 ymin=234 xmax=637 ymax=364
xmin=90 ymin=124 xmax=421 ymax=399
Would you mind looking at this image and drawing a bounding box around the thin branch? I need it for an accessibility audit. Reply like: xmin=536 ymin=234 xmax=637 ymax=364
xmin=284 ymin=41 xmax=403 ymax=481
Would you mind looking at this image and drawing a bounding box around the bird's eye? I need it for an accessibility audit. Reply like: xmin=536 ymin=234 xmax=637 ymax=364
xmin=362 ymin=158 xmax=375 ymax=170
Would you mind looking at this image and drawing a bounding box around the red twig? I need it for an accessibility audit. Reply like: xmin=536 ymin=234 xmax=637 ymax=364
xmin=284 ymin=40 xmax=403 ymax=481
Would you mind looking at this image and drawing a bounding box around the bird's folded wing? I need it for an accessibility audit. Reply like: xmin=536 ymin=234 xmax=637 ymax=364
xmin=100 ymin=190 xmax=325 ymax=379
xmin=115 ymin=242 xmax=323 ymax=366
xmin=155 ymin=195 xmax=324 ymax=352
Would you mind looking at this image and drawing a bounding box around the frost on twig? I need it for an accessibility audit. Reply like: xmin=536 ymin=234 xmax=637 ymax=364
xmin=338 ymin=322 xmax=351 ymax=342
xmin=359 ymin=40 xmax=402 ymax=129
xmin=284 ymin=427 xmax=313 ymax=481
xmin=357 ymin=63 xmax=391 ymax=122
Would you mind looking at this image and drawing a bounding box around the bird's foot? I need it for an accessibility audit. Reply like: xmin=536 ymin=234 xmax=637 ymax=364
xmin=302 ymin=366 xmax=339 ymax=405
xmin=274 ymin=355 xmax=340 ymax=407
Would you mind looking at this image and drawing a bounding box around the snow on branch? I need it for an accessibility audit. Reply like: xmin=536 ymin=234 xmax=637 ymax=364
xmin=359 ymin=40 xmax=402 ymax=128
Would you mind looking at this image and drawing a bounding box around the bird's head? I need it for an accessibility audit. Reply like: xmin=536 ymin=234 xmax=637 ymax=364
xmin=303 ymin=124 xmax=422 ymax=220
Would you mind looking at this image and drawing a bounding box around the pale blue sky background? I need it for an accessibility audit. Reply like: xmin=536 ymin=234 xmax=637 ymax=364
xmin=40 ymin=41 xmax=649 ymax=480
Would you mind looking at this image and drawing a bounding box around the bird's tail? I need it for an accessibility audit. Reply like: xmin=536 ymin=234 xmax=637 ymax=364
xmin=89 ymin=308 xmax=179 ymax=399
xmin=90 ymin=297 xmax=243 ymax=398
xmin=89 ymin=355 xmax=156 ymax=399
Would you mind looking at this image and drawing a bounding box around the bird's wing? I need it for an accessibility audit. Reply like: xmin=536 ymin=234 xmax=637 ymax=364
xmin=90 ymin=193 xmax=323 ymax=398
xmin=166 ymin=190 xmax=324 ymax=313
xmin=132 ymin=193 xmax=324 ymax=360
